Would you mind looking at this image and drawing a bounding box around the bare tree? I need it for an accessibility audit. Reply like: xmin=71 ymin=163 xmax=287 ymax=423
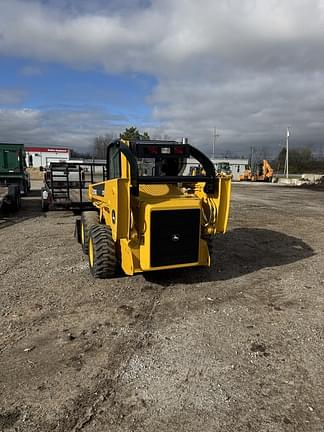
xmin=258 ymin=146 xmax=270 ymax=161
xmin=92 ymin=133 xmax=116 ymax=159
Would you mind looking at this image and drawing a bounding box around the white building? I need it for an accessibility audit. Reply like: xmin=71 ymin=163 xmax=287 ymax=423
xmin=184 ymin=158 xmax=249 ymax=181
xmin=26 ymin=146 xmax=70 ymax=168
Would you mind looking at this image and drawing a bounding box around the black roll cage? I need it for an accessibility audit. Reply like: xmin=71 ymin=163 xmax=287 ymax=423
xmin=106 ymin=140 xmax=217 ymax=195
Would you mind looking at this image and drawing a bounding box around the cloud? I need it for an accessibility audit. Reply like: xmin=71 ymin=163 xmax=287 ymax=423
xmin=0 ymin=107 xmax=142 ymax=149
xmin=1 ymin=0 xmax=324 ymax=154
xmin=2 ymin=0 xmax=324 ymax=73
xmin=150 ymin=69 xmax=324 ymax=150
xmin=0 ymin=88 xmax=27 ymax=104
xmin=20 ymin=65 xmax=44 ymax=76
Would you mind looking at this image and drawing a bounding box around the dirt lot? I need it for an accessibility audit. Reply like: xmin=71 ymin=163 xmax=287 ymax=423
xmin=0 ymin=183 xmax=323 ymax=432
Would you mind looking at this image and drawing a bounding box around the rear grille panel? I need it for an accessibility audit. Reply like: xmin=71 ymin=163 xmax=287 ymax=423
xmin=150 ymin=209 xmax=200 ymax=267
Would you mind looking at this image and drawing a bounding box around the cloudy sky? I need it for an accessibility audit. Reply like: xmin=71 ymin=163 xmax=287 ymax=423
xmin=1 ymin=0 xmax=324 ymax=157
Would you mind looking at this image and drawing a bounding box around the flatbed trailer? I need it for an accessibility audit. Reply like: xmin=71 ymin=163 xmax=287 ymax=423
xmin=41 ymin=162 xmax=106 ymax=212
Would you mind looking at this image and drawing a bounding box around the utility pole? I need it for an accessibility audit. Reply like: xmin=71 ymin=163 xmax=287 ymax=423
xmin=286 ymin=127 xmax=290 ymax=179
xmin=250 ymin=146 xmax=255 ymax=172
xmin=212 ymin=127 xmax=220 ymax=159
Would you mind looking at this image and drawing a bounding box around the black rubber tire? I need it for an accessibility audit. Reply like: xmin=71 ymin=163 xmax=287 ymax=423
xmin=21 ymin=181 xmax=28 ymax=196
xmin=88 ymin=224 xmax=117 ymax=279
xmin=8 ymin=185 xmax=21 ymax=211
xmin=15 ymin=193 xmax=21 ymax=211
xmin=11 ymin=192 xmax=21 ymax=211
xmin=81 ymin=211 xmax=99 ymax=254
xmin=41 ymin=198 xmax=49 ymax=212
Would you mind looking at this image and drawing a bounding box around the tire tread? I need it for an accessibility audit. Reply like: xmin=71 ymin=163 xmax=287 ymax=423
xmin=81 ymin=211 xmax=99 ymax=254
xmin=89 ymin=224 xmax=116 ymax=278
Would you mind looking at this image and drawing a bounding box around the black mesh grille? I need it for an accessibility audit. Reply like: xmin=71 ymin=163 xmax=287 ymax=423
xmin=150 ymin=209 xmax=200 ymax=267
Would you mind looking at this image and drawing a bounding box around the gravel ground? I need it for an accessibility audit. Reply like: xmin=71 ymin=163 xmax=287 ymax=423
xmin=0 ymin=182 xmax=323 ymax=432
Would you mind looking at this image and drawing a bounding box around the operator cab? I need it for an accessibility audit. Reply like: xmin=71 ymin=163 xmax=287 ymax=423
xmin=107 ymin=139 xmax=217 ymax=195
xmin=130 ymin=141 xmax=188 ymax=177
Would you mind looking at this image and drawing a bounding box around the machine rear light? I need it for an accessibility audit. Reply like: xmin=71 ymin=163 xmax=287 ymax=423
xmin=174 ymin=146 xmax=185 ymax=155
xmin=146 ymin=146 xmax=159 ymax=155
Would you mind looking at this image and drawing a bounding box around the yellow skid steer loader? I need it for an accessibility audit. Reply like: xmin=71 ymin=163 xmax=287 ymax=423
xmin=76 ymin=139 xmax=231 ymax=278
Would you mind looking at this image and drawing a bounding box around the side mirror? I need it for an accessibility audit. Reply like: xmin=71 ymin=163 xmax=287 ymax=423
xmin=39 ymin=166 xmax=44 ymax=172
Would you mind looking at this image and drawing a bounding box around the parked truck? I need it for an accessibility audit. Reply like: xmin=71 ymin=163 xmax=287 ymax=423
xmin=0 ymin=143 xmax=30 ymax=211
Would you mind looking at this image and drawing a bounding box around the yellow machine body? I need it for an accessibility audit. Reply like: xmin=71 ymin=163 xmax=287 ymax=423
xmin=87 ymin=140 xmax=231 ymax=276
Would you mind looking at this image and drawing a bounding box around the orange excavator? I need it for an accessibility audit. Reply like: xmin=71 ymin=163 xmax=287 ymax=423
xmin=240 ymin=159 xmax=273 ymax=182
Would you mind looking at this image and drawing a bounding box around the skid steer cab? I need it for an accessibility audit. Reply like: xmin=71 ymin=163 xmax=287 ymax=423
xmin=76 ymin=139 xmax=231 ymax=278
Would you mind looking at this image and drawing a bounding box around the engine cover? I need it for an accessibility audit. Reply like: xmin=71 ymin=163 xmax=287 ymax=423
xmin=150 ymin=209 xmax=200 ymax=267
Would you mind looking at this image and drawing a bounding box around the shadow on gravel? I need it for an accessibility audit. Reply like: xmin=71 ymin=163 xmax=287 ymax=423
xmin=0 ymin=189 xmax=44 ymax=230
xmin=144 ymin=228 xmax=315 ymax=286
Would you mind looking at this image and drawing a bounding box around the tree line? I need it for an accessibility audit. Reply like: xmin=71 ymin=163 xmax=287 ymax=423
xmin=272 ymin=148 xmax=324 ymax=174
xmin=70 ymin=127 xmax=324 ymax=174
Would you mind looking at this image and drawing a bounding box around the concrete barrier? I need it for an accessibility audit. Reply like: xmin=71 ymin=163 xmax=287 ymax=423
xmin=276 ymin=174 xmax=324 ymax=186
